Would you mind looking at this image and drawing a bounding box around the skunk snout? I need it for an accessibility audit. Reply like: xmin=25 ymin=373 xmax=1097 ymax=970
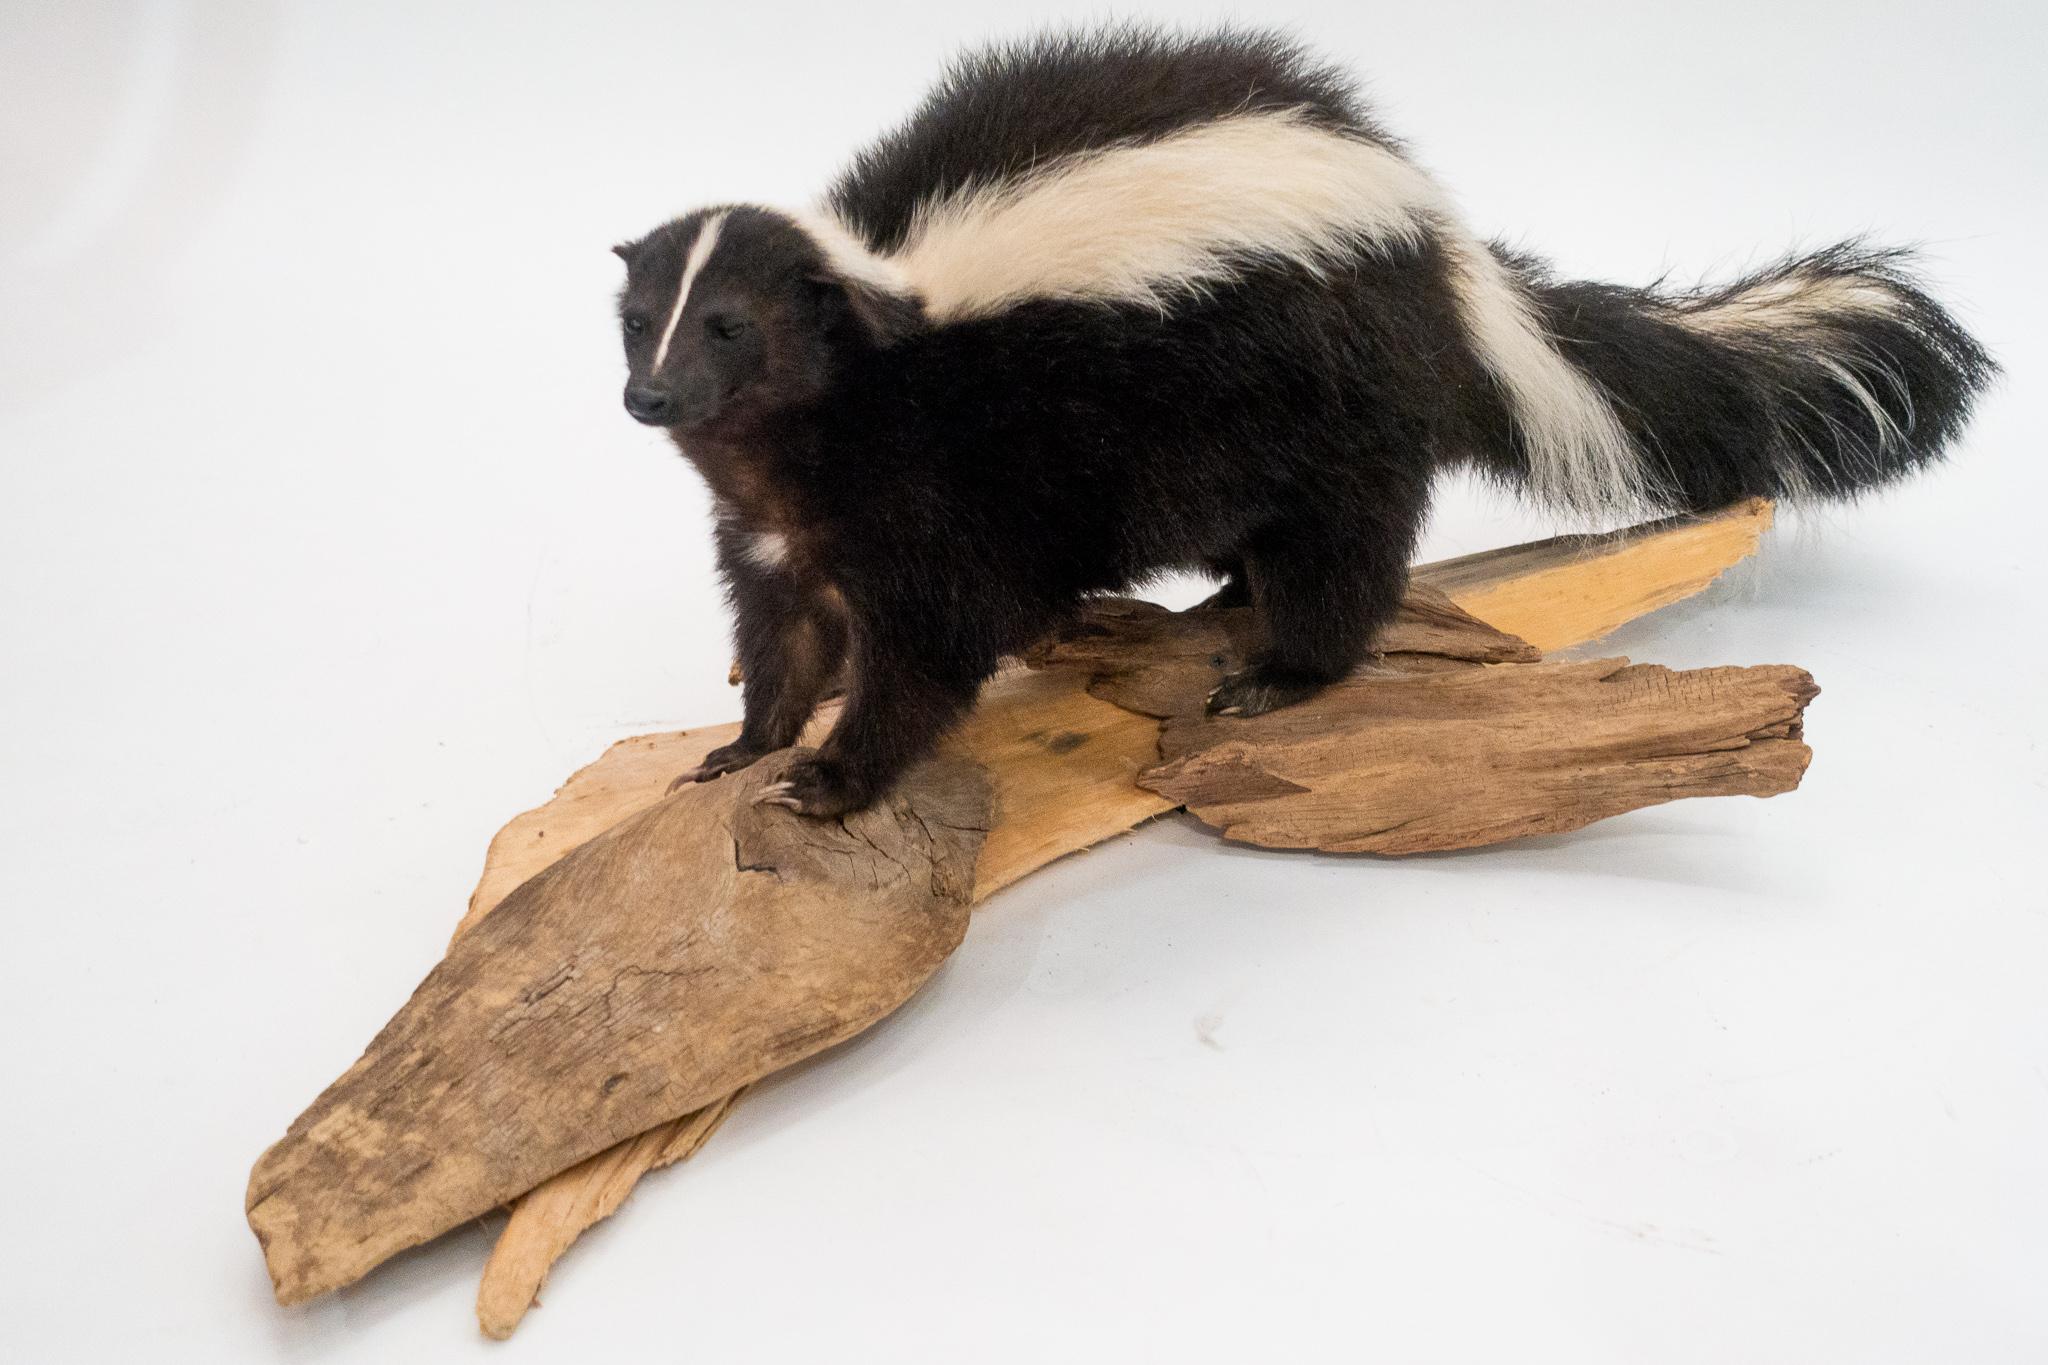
xmin=623 ymin=384 xmax=675 ymax=425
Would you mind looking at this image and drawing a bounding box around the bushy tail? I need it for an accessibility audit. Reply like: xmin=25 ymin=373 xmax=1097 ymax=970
xmin=1493 ymin=242 xmax=1997 ymax=515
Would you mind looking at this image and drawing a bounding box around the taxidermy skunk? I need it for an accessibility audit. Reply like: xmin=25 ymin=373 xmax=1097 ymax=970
xmin=611 ymin=27 xmax=1994 ymax=818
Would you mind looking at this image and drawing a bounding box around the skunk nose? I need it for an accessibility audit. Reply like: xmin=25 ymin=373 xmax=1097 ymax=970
xmin=623 ymin=384 xmax=674 ymax=425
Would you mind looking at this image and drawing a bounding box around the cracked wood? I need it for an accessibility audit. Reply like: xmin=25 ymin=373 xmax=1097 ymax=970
xmin=1144 ymin=658 xmax=1817 ymax=853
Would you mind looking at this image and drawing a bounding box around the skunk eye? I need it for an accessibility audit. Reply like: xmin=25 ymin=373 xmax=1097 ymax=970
xmin=706 ymin=314 xmax=748 ymax=341
xmin=622 ymin=315 xmax=647 ymax=335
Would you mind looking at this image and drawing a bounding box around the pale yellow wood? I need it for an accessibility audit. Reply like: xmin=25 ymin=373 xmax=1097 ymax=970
xmin=951 ymin=666 xmax=1178 ymax=897
xmin=1414 ymin=498 xmax=1774 ymax=652
xmin=474 ymin=1089 xmax=742 ymax=1340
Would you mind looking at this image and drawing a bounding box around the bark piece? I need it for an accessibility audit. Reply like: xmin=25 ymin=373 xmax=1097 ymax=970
xmin=246 ymin=752 xmax=990 ymax=1307
xmin=1144 ymin=659 xmax=1817 ymax=853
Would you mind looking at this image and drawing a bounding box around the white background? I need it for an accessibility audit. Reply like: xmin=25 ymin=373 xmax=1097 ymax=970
xmin=4 ymin=1 xmax=2045 ymax=1360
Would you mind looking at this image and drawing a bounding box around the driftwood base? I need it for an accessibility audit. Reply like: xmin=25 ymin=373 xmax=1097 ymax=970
xmin=244 ymin=500 xmax=1797 ymax=1334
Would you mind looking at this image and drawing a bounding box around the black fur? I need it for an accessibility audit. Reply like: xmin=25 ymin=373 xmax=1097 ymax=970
xmin=827 ymin=26 xmax=1395 ymax=253
xmin=1507 ymin=243 xmax=1997 ymax=506
xmin=612 ymin=28 xmax=1995 ymax=817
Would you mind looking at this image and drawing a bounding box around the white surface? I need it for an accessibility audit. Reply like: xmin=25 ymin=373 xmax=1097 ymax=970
xmin=3 ymin=2 xmax=2044 ymax=1360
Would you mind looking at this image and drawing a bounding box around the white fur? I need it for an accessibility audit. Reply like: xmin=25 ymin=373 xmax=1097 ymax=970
xmin=1437 ymin=235 xmax=1652 ymax=514
xmin=740 ymin=530 xmax=789 ymax=570
xmin=886 ymin=111 xmax=1438 ymax=318
xmin=786 ymin=207 xmax=915 ymax=299
xmin=651 ymin=210 xmax=729 ymax=372
xmin=1672 ymin=268 xmax=1914 ymax=464
xmin=793 ymin=110 xmax=1653 ymax=514
xmin=1674 ymin=269 xmax=1907 ymax=337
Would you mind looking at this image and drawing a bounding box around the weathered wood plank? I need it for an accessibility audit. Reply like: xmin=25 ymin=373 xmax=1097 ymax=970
xmin=1146 ymin=659 xmax=1816 ymax=853
xmin=246 ymin=755 xmax=989 ymax=1307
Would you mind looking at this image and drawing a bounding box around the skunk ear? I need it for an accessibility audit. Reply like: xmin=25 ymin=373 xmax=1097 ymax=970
xmin=806 ymin=273 xmax=921 ymax=347
xmin=611 ymin=242 xmax=637 ymax=265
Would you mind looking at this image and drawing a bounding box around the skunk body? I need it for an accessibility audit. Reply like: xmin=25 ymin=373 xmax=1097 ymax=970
xmin=612 ymin=29 xmax=1994 ymax=817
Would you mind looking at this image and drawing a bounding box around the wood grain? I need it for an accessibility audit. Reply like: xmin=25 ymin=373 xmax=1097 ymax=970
xmin=1146 ymin=658 xmax=1816 ymax=853
xmin=246 ymin=753 xmax=989 ymax=1307
xmin=462 ymin=666 xmax=1170 ymax=1337
xmin=1412 ymin=497 xmax=1773 ymax=652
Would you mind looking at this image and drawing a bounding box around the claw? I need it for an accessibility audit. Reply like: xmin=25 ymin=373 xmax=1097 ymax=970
xmin=752 ymin=780 xmax=796 ymax=808
xmin=1203 ymin=685 xmax=1244 ymax=718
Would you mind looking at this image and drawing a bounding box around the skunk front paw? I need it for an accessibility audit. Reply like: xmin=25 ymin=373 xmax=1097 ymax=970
xmin=668 ymin=739 xmax=770 ymax=793
xmin=752 ymin=755 xmax=873 ymax=818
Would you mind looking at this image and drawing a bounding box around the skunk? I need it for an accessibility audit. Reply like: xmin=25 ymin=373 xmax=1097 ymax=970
xmin=610 ymin=27 xmax=1995 ymax=818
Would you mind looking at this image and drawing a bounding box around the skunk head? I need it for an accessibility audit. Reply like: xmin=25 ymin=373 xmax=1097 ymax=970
xmin=612 ymin=205 xmax=919 ymax=435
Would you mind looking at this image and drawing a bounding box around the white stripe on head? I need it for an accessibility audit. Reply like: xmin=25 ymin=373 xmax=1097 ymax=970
xmin=650 ymin=210 xmax=730 ymax=372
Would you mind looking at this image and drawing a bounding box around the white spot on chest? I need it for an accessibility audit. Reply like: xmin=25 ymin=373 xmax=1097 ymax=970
xmin=740 ymin=530 xmax=789 ymax=571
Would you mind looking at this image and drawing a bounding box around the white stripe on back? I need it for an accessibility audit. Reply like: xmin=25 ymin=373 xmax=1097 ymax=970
xmin=651 ymin=211 xmax=729 ymax=372
xmin=795 ymin=112 xmax=1656 ymax=514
